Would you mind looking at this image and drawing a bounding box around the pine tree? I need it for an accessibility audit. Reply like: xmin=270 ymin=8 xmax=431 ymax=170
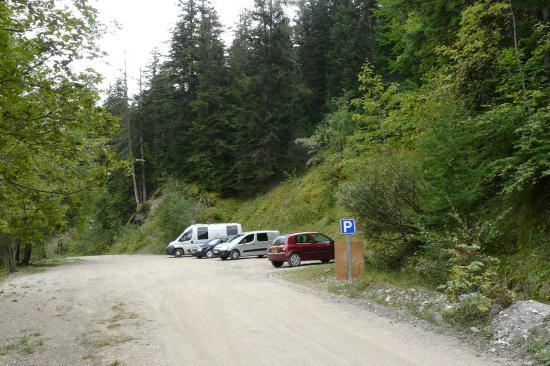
xmin=228 ymin=0 xmax=308 ymax=191
xmin=186 ymin=1 xmax=236 ymax=192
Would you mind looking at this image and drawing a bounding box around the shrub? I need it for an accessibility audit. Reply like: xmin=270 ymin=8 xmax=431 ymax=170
xmin=432 ymin=211 xmax=515 ymax=307
xmin=338 ymin=153 xmax=425 ymax=242
xmin=444 ymin=293 xmax=494 ymax=325
xmin=295 ymin=99 xmax=355 ymax=166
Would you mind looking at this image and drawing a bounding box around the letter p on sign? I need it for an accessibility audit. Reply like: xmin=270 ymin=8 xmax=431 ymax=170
xmin=340 ymin=219 xmax=356 ymax=235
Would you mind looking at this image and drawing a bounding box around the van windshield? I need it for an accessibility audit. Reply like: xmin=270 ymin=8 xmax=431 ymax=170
xmin=179 ymin=230 xmax=192 ymax=242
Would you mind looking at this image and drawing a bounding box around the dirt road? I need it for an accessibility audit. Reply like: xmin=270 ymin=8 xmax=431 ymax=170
xmin=0 ymin=255 xmax=513 ymax=366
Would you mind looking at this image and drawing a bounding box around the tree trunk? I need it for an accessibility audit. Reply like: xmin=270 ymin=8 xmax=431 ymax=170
xmin=509 ymin=0 xmax=526 ymax=98
xmin=124 ymin=59 xmax=141 ymax=206
xmin=15 ymin=238 xmax=20 ymax=263
xmin=22 ymin=243 xmax=32 ymax=266
xmin=139 ymin=69 xmax=147 ymax=203
xmin=128 ymin=121 xmax=140 ymax=206
xmin=0 ymin=233 xmax=16 ymax=272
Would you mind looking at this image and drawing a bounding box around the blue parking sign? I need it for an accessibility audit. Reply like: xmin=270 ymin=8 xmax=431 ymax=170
xmin=340 ymin=219 xmax=355 ymax=235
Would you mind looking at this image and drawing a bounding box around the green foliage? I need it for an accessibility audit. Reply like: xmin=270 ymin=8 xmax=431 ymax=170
xmin=488 ymin=105 xmax=550 ymax=194
xmin=338 ymin=152 xmax=424 ymax=242
xmin=444 ymin=293 xmax=494 ymax=325
xmin=416 ymin=211 xmax=516 ymax=312
xmin=110 ymin=180 xmax=198 ymax=254
xmin=226 ymin=161 xmax=346 ymax=238
xmin=295 ymin=98 xmax=355 ymax=166
xmin=0 ymin=0 xmax=121 ymax=269
xmin=296 ymin=0 xmax=378 ymax=122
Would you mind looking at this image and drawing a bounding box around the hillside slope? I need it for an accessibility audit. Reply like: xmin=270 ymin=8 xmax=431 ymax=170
xmin=109 ymin=161 xmax=348 ymax=254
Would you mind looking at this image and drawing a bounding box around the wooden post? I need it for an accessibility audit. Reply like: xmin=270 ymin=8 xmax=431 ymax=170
xmin=335 ymin=240 xmax=365 ymax=281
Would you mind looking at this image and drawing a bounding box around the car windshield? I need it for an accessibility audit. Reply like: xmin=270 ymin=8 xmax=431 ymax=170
xmin=227 ymin=233 xmax=245 ymax=243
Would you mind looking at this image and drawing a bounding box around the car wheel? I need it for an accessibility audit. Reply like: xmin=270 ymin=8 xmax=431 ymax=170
xmin=230 ymin=250 xmax=240 ymax=260
xmin=174 ymin=249 xmax=184 ymax=257
xmin=288 ymin=253 xmax=301 ymax=267
xmin=321 ymin=259 xmax=330 ymax=264
xmin=271 ymin=261 xmax=283 ymax=268
xmin=206 ymin=250 xmax=214 ymax=259
xmin=257 ymin=255 xmax=265 ymax=258
xmin=220 ymin=256 xmax=228 ymax=260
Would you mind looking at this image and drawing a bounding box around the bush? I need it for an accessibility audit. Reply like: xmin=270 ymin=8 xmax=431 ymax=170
xmin=338 ymin=153 xmax=425 ymax=242
xmin=295 ymin=98 xmax=355 ymax=166
xmin=426 ymin=211 xmax=515 ymax=307
xmin=444 ymin=293 xmax=494 ymax=325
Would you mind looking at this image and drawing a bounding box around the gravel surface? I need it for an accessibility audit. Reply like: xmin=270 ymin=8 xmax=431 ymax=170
xmin=0 ymin=255 xmax=524 ymax=365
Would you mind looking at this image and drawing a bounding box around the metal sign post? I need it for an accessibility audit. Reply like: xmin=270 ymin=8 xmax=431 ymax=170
xmin=340 ymin=219 xmax=356 ymax=283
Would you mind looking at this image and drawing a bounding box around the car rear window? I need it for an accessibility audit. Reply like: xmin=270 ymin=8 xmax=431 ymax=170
xmin=313 ymin=233 xmax=331 ymax=243
xmin=272 ymin=236 xmax=286 ymax=246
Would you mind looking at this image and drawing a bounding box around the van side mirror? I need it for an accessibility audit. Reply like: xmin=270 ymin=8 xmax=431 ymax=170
xmin=191 ymin=240 xmax=193 ymax=244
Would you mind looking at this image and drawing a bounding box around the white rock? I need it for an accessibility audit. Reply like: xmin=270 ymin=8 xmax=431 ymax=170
xmin=491 ymin=300 xmax=550 ymax=345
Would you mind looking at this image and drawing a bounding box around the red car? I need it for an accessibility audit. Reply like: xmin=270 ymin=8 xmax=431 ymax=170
xmin=267 ymin=232 xmax=335 ymax=268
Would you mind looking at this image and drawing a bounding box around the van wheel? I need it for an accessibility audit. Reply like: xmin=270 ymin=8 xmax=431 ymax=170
xmin=174 ymin=249 xmax=184 ymax=257
xmin=230 ymin=250 xmax=240 ymax=260
xmin=271 ymin=261 xmax=283 ymax=268
xmin=206 ymin=250 xmax=214 ymax=259
xmin=288 ymin=253 xmax=301 ymax=267
xmin=257 ymin=255 xmax=265 ymax=258
xmin=321 ymin=260 xmax=330 ymax=264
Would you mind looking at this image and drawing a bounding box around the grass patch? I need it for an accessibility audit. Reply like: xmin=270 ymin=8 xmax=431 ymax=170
xmin=522 ymin=322 xmax=550 ymax=365
xmin=16 ymin=256 xmax=76 ymax=275
xmin=79 ymin=330 xmax=134 ymax=349
xmin=281 ymin=263 xmax=433 ymax=296
xmin=0 ymin=332 xmax=43 ymax=356
xmin=107 ymin=322 xmax=121 ymax=329
xmin=31 ymin=256 xmax=73 ymax=268
xmin=217 ymin=161 xmax=349 ymax=238
xmin=280 ymin=263 xmax=336 ymax=285
xmin=92 ymin=335 xmax=134 ymax=348
xmin=0 ymin=265 xmax=8 ymax=282
xmin=103 ymin=302 xmax=139 ymax=329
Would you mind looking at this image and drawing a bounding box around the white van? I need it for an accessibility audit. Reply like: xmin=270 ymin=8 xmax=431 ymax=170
xmin=213 ymin=230 xmax=280 ymax=260
xmin=166 ymin=223 xmax=242 ymax=257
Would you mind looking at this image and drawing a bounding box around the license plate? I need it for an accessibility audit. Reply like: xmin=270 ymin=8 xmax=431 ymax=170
xmin=272 ymin=247 xmax=278 ymax=253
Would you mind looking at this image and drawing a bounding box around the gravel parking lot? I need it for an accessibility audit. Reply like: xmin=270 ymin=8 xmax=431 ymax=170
xmin=0 ymin=255 xmax=513 ymax=365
